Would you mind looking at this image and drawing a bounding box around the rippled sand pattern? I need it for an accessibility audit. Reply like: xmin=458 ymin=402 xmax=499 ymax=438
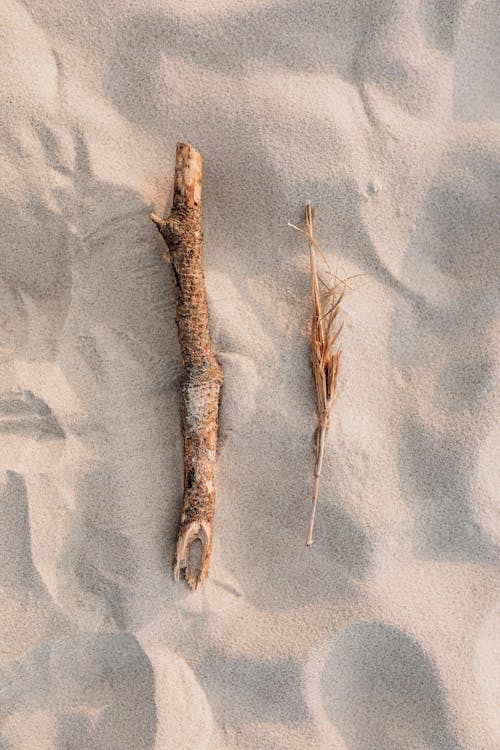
xmin=0 ymin=1 xmax=499 ymax=748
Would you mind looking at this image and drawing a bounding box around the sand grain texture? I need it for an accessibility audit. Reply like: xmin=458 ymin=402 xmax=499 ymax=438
xmin=0 ymin=1 xmax=499 ymax=748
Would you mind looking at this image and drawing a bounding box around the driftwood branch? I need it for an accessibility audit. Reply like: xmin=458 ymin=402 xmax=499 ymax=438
xmin=151 ymin=142 xmax=223 ymax=590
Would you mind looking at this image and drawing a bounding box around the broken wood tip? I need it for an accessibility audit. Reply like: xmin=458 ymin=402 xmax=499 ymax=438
xmin=173 ymin=142 xmax=202 ymax=208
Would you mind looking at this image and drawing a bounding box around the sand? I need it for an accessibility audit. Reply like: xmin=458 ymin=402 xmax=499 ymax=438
xmin=1 ymin=0 xmax=499 ymax=748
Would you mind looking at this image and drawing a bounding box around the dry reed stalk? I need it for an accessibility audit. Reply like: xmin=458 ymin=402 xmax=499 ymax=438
xmin=151 ymin=142 xmax=223 ymax=590
xmin=289 ymin=204 xmax=344 ymax=545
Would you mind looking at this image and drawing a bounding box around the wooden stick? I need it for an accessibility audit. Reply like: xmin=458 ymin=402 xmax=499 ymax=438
xmin=151 ymin=142 xmax=223 ymax=590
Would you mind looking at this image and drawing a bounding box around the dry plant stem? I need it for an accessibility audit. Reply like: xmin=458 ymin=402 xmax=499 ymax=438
xmin=299 ymin=204 xmax=343 ymax=546
xmin=151 ymin=142 xmax=222 ymax=590
xmin=306 ymin=205 xmax=322 ymax=545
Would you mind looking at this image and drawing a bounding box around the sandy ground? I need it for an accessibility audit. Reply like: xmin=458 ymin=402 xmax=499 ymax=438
xmin=1 ymin=1 xmax=499 ymax=748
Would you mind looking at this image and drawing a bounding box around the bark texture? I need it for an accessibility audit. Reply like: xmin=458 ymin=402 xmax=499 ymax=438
xmin=151 ymin=142 xmax=222 ymax=590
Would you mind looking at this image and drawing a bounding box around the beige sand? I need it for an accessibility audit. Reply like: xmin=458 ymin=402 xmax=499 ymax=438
xmin=0 ymin=1 xmax=499 ymax=748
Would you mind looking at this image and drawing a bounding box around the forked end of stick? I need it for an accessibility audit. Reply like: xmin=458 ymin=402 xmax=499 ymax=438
xmin=173 ymin=519 xmax=212 ymax=591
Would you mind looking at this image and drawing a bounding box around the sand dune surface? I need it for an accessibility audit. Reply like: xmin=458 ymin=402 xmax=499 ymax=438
xmin=0 ymin=1 xmax=499 ymax=748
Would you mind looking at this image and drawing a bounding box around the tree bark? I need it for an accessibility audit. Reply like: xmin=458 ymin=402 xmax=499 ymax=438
xmin=151 ymin=142 xmax=222 ymax=590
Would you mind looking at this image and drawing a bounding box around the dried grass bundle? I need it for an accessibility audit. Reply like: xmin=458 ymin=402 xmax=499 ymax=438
xmin=289 ymin=204 xmax=344 ymax=545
